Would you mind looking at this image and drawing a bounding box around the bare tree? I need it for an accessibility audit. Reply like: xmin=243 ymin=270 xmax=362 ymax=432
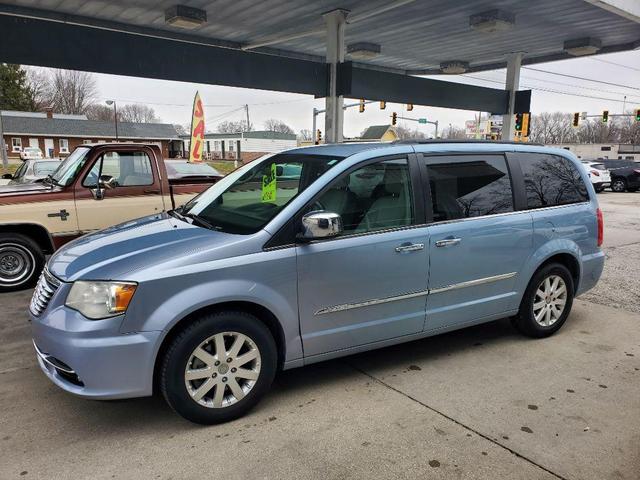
xmin=576 ymin=117 xmax=620 ymax=144
xmin=173 ymin=124 xmax=188 ymax=135
xmin=217 ymin=120 xmax=253 ymax=133
xmin=618 ymin=110 xmax=640 ymax=144
xmin=394 ymin=125 xmax=426 ymax=140
xmin=117 ymin=104 xmax=159 ymax=123
xmin=442 ymin=125 xmax=467 ymax=139
xmin=529 ymin=112 xmax=577 ymax=144
xmin=264 ymin=118 xmax=294 ymax=134
xmin=44 ymin=69 xmax=97 ymax=114
xmin=24 ymin=67 xmax=50 ymax=111
xmin=297 ymin=129 xmax=313 ymax=141
xmin=86 ymin=104 xmax=114 ymax=121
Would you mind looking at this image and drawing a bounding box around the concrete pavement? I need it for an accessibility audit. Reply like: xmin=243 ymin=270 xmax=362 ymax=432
xmin=0 ymin=193 xmax=638 ymax=480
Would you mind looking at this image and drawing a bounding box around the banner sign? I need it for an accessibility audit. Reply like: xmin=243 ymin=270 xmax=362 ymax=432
xmin=188 ymin=91 xmax=205 ymax=163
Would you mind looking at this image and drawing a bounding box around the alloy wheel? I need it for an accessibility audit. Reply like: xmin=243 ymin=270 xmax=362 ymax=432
xmin=184 ymin=332 xmax=261 ymax=408
xmin=612 ymin=180 xmax=626 ymax=192
xmin=532 ymin=275 xmax=567 ymax=327
xmin=0 ymin=243 xmax=35 ymax=287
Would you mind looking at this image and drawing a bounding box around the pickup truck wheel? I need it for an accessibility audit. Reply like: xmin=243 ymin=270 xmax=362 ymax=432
xmin=0 ymin=233 xmax=44 ymax=292
xmin=160 ymin=311 xmax=277 ymax=424
xmin=512 ymin=263 xmax=574 ymax=338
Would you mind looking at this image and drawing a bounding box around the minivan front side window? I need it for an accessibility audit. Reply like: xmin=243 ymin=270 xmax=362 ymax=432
xmin=426 ymin=155 xmax=514 ymax=221
xmin=182 ymin=153 xmax=344 ymax=235
xmin=315 ymin=158 xmax=414 ymax=234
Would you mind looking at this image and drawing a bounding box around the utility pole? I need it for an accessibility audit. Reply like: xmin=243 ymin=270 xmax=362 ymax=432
xmin=0 ymin=112 xmax=7 ymax=173
xmin=245 ymin=104 xmax=251 ymax=130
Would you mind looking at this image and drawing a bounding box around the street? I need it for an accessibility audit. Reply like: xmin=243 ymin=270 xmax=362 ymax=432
xmin=1 ymin=192 xmax=638 ymax=480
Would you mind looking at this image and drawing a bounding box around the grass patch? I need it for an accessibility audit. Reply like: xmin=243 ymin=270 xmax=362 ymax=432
xmin=208 ymin=161 xmax=238 ymax=175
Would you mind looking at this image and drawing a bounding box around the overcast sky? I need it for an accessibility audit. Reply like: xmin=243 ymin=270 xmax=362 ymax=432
xmin=78 ymin=49 xmax=640 ymax=137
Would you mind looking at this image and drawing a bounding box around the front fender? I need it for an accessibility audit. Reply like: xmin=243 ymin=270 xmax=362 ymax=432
xmin=121 ymin=248 xmax=302 ymax=363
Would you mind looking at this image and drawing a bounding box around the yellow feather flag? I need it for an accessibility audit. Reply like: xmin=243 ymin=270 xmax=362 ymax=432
xmin=188 ymin=91 xmax=205 ymax=163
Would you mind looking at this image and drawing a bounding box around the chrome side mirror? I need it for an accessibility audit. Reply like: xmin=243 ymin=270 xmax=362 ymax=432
xmin=300 ymin=211 xmax=343 ymax=240
xmin=99 ymin=175 xmax=116 ymax=189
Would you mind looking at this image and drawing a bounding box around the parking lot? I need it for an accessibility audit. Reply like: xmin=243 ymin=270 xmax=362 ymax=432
xmin=0 ymin=192 xmax=638 ymax=480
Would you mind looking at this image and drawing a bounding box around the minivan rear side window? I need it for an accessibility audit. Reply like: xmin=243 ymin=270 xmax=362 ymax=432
xmin=425 ymin=155 xmax=514 ymax=221
xmin=519 ymin=154 xmax=589 ymax=209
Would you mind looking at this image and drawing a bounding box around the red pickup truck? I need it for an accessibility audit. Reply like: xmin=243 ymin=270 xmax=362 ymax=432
xmin=0 ymin=143 xmax=221 ymax=291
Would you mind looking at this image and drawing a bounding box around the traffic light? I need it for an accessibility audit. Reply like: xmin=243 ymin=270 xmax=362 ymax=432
xmin=635 ymin=109 xmax=640 ymax=122
xmin=572 ymin=112 xmax=580 ymax=127
xmin=379 ymin=101 xmax=386 ymax=110
xmin=521 ymin=113 xmax=530 ymax=139
xmin=602 ymin=110 xmax=609 ymax=123
xmin=359 ymin=99 xmax=365 ymax=113
xmin=316 ymin=129 xmax=322 ymax=144
xmin=514 ymin=113 xmax=523 ymax=132
xmin=391 ymin=112 xmax=397 ymax=126
xmin=406 ymin=103 xmax=414 ymax=111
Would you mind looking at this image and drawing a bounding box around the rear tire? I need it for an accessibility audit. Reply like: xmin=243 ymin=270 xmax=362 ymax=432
xmin=611 ymin=178 xmax=627 ymax=193
xmin=0 ymin=233 xmax=44 ymax=292
xmin=628 ymin=187 xmax=638 ymax=193
xmin=512 ymin=263 xmax=574 ymax=338
xmin=160 ymin=311 xmax=277 ymax=424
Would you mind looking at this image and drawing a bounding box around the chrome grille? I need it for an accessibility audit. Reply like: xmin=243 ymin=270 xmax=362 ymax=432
xmin=29 ymin=267 xmax=61 ymax=317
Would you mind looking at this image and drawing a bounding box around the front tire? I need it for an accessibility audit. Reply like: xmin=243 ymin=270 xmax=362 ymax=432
xmin=0 ymin=233 xmax=44 ymax=292
xmin=594 ymin=185 xmax=604 ymax=193
xmin=512 ymin=263 xmax=574 ymax=338
xmin=160 ymin=311 xmax=277 ymax=424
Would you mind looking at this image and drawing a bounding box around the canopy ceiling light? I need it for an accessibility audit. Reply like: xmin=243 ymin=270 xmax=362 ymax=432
xmin=165 ymin=5 xmax=207 ymax=29
xmin=440 ymin=61 xmax=469 ymax=74
xmin=470 ymin=10 xmax=515 ymax=33
xmin=564 ymin=37 xmax=602 ymax=56
xmin=347 ymin=42 xmax=382 ymax=59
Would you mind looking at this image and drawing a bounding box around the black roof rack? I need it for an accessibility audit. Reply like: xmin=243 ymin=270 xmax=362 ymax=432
xmin=392 ymin=139 xmax=545 ymax=146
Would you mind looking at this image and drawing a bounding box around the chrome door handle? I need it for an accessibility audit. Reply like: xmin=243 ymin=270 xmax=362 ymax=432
xmin=395 ymin=243 xmax=424 ymax=253
xmin=435 ymin=238 xmax=461 ymax=247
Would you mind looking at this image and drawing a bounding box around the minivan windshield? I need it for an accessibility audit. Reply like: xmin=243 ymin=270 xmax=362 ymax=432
xmin=181 ymin=153 xmax=344 ymax=234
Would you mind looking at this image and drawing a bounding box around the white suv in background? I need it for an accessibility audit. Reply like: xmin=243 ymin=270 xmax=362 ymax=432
xmin=581 ymin=161 xmax=611 ymax=193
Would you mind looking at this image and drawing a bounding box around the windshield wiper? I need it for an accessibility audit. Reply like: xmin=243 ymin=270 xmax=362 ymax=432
xmin=182 ymin=212 xmax=221 ymax=231
xmin=43 ymin=174 xmax=60 ymax=187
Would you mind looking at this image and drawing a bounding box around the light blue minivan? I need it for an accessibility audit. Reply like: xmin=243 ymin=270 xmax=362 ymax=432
xmin=30 ymin=141 xmax=604 ymax=423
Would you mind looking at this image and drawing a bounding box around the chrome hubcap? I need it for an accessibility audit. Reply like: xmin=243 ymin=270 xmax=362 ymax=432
xmin=184 ymin=332 xmax=261 ymax=408
xmin=0 ymin=244 xmax=34 ymax=286
xmin=612 ymin=180 xmax=625 ymax=192
xmin=533 ymin=275 xmax=567 ymax=327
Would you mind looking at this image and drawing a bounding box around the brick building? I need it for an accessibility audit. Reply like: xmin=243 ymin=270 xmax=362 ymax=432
xmin=1 ymin=110 xmax=181 ymax=160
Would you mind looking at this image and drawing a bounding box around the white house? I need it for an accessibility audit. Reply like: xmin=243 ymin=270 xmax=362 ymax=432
xmin=182 ymin=130 xmax=297 ymax=162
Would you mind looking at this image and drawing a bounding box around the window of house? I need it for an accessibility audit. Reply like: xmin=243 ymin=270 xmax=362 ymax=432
xmin=83 ymin=151 xmax=154 ymax=187
xmin=11 ymin=138 xmax=22 ymax=152
xmin=601 ymin=146 xmax=612 ymax=151
xmin=214 ymin=141 xmax=220 ymax=151
xmin=59 ymin=139 xmax=69 ymax=153
xmin=426 ymin=156 xmax=514 ymax=221
xmin=315 ymin=158 xmax=414 ymax=234
xmin=519 ymin=154 xmax=589 ymax=208
xmin=83 ymin=139 xmax=92 ymax=144
xmin=228 ymin=142 xmax=234 ymax=152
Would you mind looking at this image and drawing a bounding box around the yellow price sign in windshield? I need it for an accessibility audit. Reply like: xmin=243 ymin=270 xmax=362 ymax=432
xmin=261 ymin=163 xmax=277 ymax=203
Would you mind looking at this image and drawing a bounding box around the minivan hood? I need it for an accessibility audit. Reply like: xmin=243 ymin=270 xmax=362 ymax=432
xmin=49 ymin=213 xmax=256 ymax=282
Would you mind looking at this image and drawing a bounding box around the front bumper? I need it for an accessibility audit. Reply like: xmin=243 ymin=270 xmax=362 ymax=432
xmin=31 ymin=302 xmax=160 ymax=400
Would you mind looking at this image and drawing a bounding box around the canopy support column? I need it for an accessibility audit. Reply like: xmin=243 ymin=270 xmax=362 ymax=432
xmin=323 ymin=9 xmax=348 ymax=144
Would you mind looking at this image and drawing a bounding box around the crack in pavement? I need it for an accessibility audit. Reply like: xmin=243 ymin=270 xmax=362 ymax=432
xmin=348 ymin=363 xmax=570 ymax=480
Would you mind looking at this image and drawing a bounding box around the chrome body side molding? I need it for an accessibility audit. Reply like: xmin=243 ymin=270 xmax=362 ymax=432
xmin=314 ymin=271 xmax=518 ymax=316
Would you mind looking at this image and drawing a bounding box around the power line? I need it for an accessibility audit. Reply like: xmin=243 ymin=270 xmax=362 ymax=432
xmin=589 ymin=57 xmax=640 ymax=73
xmin=462 ymin=74 xmax=630 ymax=104
xmin=523 ymin=67 xmax=640 ymax=91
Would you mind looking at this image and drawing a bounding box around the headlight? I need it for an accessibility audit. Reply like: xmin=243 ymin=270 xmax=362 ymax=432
xmin=65 ymin=281 xmax=137 ymax=320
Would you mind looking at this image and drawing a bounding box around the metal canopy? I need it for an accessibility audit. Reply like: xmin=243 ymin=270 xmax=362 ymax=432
xmin=0 ymin=1 xmax=638 ymax=117
xmin=1 ymin=0 xmax=638 ymax=75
